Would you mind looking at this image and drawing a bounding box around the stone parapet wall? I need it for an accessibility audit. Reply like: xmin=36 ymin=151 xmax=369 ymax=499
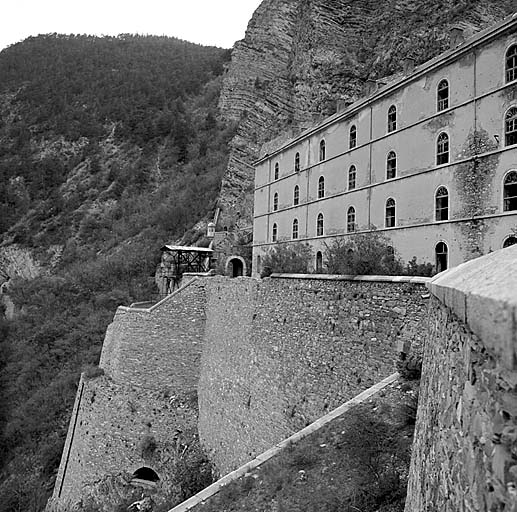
xmin=100 ymin=278 xmax=207 ymax=391
xmin=405 ymin=246 xmax=517 ymax=511
xmin=199 ymin=275 xmax=429 ymax=474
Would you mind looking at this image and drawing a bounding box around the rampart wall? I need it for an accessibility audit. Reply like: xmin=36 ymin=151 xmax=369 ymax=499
xmin=405 ymin=245 xmax=517 ymax=511
xmin=100 ymin=278 xmax=207 ymax=390
xmin=50 ymin=279 xmax=209 ymax=510
xmin=199 ymin=274 xmax=429 ymax=474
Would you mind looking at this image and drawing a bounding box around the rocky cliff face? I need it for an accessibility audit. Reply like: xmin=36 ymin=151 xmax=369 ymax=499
xmin=217 ymin=0 xmax=516 ymax=229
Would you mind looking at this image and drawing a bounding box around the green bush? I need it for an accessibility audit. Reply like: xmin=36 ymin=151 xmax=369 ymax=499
xmin=260 ymin=243 xmax=313 ymax=277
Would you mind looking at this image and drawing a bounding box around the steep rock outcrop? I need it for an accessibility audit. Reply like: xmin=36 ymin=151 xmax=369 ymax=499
xmin=217 ymin=0 xmax=516 ymax=229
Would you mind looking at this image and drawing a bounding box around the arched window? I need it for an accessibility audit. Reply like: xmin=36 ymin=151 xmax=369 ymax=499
xmin=292 ymin=219 xmax=299 ymax=239
xmin=348 ymin=165 xmax=356 ymax=190
xmin=293 ymin=185 xmax=300 ymax=206
xmin=435 ymin=242 xmax=448 ymax=272
xmin=316 ymin=251 xmax=323 ymax=272
xmin=273 ymin=192 xmax=279 ymax=211
xmin=295 ymin=152 xmax=300 ymax=172
xmin=272 ymin=223 xmax=278 ymax=242
xmin=386 ymin=151 xmax=397 ymax=180
xmin=316 ymin=213 xmax=324 ymax=236
xmin=385 ymin=198 xmax=396 ymax=228
xmin=506 ymin=45 xmax=517 ymax=83
xmin=274 ymin=162 xmax=279 ymax=180
xmin=503 ymin=170 xmax=517 ymax=211
xmin=347 ymin=206 xmax=356 ymax=233
xmin=505 ymin=107 xmax=517 ymax=146
xmin=349 ymin=125 xmax=357 ymax=149
xmin=437 ymin=79 xmax=449 ymax=111
xmin=388 ymin=105 xmax=397 ymax=133
xmin=437 ymin=132 xmax=449 ymax=165
xmin=435 ymin=186 xmax=449 ymax=221
xmin=318 ymin=176 xmax=325 ymax=198
xmin=319 ymin=139 xmax=326 ymax=161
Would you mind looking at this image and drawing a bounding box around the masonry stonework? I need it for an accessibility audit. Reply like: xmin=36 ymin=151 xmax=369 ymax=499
xmin=49 ymin=279 xmax=209 ymax=510
xmin=405 ymin=246 xmax=517 ymax=511
xmin=198 ymin=275 xmax=429 ymax=474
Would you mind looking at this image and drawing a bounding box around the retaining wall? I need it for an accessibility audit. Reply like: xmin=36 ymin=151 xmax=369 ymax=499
xmin=50 ymin=278 xmax=208 ymax=509
xmin=199 ymin=274 xmax=429 ymax=474
xmin=405 ymin=245 xmax=517 ymax=511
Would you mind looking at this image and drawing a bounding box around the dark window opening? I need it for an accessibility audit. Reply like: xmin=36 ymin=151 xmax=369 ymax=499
xmin=437 ymin=79 xmax=449 ymax=111
xmin=348 ymin=165 xmax=356 ymax=190
xmin=295 ymin=152 xmax=300 ymax=172
xmin=349 ymin=125 xmax=357 ymax=149
xmin=319 ymin=139 xmax=326 ymax=161
xmin=385 ymin=198 xmax=396 ymax=228
xmin=292 ymin=219 xmax=299 ymax=239
xmin=272 ymin=223 xmax=278 ymax=242
xmin=505 ymin=108 xmax=517 ymax=146
xmin=274 ymin=162 xmax=279 ymax=180
xmin=437 ymin=132 xmax=449 ymax=165
xmin=273 ymin=192 xmax=278 ymax=211
xmin=386 ymin=151 xmax=397 ymax=180
xmin=317 ymin=213 xmax=324 ymax=236
xmin=506 ymin=45 xmax=517 ymax=83
xmin=504 ymin=171 xmax=517 ymax=211
xmin=388 ymin=105 xmax=397 ymax=133
xmin=316 ymin=251 xmax=323 ymax=272
xmin=347 ymin=206 xmax=356 ymax=233
xmin=318 ymin=176 xmax=325 ymax=198
xmin=293 ymin=185 xmax=300 ymax=206
xmin=435 ymin=186 xmax=449 ymax=221
xmin=435 ymin=242 xmax=448 ymax=273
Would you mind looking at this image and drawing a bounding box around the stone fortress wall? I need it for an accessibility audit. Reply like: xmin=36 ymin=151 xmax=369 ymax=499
xmin=50 ymin=273 xmax=429 ymax=509
xmin=405 ymin=245 xmax=517 ymax=511
xmin=50 ymin=279 xmax=209 ymax=509
xmin=199 ymin=274 xmax=429 ymax=474
xmin=50 ymin=246 xmax=517 ymax=511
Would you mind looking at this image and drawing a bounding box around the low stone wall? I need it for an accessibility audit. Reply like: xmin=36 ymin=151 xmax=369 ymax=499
xmin=405 ymin=245 xmax=517 ymax=511
xmin=199 ymin=274 xmax=429 ymax=474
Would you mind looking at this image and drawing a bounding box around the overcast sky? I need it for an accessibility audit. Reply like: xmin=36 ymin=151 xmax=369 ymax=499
xmin=0 ymin=0 xmax=263 ymax=51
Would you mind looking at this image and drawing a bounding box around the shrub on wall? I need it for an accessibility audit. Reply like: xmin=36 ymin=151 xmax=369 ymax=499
xmin=260 ymin=243 xmax=313 ymax=277
xmin=324 ymin=232 xmax=435 ymax=276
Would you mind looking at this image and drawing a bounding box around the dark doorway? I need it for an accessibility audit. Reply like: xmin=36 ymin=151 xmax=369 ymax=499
xmin=230 ymin=258 xmax=244 ymax=277
xmin=132 ymin=467 xmax=159 ymax=483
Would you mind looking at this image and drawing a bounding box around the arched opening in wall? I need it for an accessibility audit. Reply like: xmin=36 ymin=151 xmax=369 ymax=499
xmin=131 ymin=467 xmax=160 ymax=488
xmin=503 ymin=235 xmax=517 ymax=248
xmin=435 ymin=242 xmax=448 ymax=273
xmin=226 ymin=256 xmax=246 ymax=278
xmin=316 ymin=251 xmax=323 ymax=273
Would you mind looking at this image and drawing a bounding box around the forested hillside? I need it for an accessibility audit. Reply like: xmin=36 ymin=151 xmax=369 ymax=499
xmin=0 ymin=34 xmax=233 ymax=511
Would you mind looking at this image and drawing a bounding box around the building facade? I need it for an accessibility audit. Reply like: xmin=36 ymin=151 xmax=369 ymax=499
xmin=252 ymin=15 xmax=517 ymax=275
